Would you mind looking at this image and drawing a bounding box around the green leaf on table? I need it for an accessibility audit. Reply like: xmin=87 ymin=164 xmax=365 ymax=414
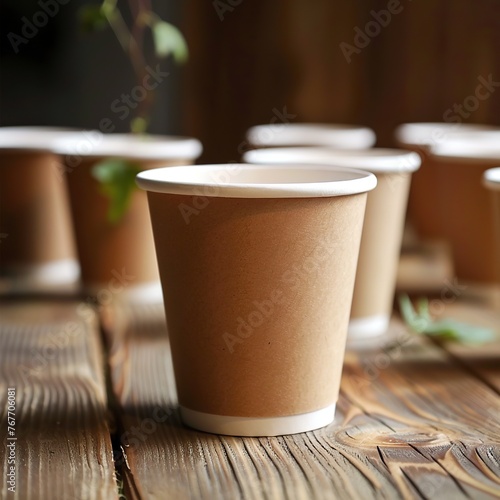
xmin=78 ymin=5 xmax=109 ymax=33
xmin=398 ymin=294 xmax=495 ymax=345
xmin=151 ymin=20 xmax=188 ymax=62
xmin=91 ymin=159 xmax=142 ymax=224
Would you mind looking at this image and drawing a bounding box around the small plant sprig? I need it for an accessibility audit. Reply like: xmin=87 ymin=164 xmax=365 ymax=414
xmin=79 ymin=0 xmax=187 ymax=134
xmin=399 ymin=294 xmax=495 ymax=345
xmin=79 ymin=0 xmax=188 ymax=222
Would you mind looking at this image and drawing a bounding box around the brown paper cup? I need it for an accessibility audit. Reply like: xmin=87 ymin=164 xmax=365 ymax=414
xmin=395 ymin=123 xmax=500 ymax=240
xmin=431 ymin=143 xmax=500 ymax=283
xmin=55 ymin=133 xmax=202 ymax=297
xmin=243 ymin=147 xmax=421 ymax=338
xmin=0 ymin=128 xmax=78 ymax=288
xmin=137 ymin=164 xmax=376 ymax=436
xmin=246 ymin=123 xmax=376 ymax=149
xmin=484 ymin=168 xmax=500 ymax=276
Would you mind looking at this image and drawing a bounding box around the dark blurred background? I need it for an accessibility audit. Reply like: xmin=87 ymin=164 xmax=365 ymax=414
xmin=2 ymin=0 xmax=500 ymax=162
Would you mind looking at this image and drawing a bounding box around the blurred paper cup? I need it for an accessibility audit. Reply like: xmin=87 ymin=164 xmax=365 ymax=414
xmin=55 ymin=133 xmax=202 ymax=299
xmin=395 ymin=122 xmax=500 ymax=240
xmin=246 ymin=123 xmax=376 ymax=150
xmin=0 ymin=127 xmax=79 ymax=290
xmin=431 ymin=142 xmax=500 ymax=283
xmin=244 ymin=147 xmax=421 ymax=338
xmin=137 ymin=164 xmax=376 ymax=436
xmin=484 ymin=168 xmax=500 ymax=279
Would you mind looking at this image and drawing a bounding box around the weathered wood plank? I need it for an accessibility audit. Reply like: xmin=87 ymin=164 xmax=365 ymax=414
xmin=105 ymin=302 xmax=500 ymax=500
xmin=0 ymin=301 xmax=118 ymax=500
xmin=341 ymin=323 xmax=500 ymax=500
xmin=432 ymin=299 xmax=500 ymax=394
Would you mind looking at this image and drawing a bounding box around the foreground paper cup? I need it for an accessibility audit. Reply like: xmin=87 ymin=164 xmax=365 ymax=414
xmin=0 ymin=127 xmax=79 ymax=289
xmin=244 ymin=148 xmax=421 ymax=338
xmin=137 ymin=164 xmax=376 ymax=436
xmin=394 ymin=122 xmax=500 ymax=240
xmin=54 ymin=133 xmax=202 ymax=298
xmin=431 ymin=142 xmax=500 ymax=283
xmin=483 ymin=168 xmax=500 ymax=284
xmin=246 ymin=123 xmax=376 ymax=149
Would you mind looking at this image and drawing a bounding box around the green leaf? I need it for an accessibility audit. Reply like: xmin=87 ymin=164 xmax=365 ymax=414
xmin=398 ymin=294 xmax=495 ymax=345
xmin=91 ymin=159 xmax=142 ymax=224
xmin=424 ymin=319 xmax=495 ymax=344
xmin=130 ymin=117 xmax=148 ymax=134
xmin=151 ymin=20 xmax=188 ymax=62
xmin=78 ymin=5 xmax=109 ymax=33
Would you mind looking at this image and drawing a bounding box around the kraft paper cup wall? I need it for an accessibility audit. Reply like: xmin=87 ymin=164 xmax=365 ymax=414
xmin=394 ymin=123 xmax=500 ymax=241
xmin=54 ymin=133 xmax=202 ymax=301
xmin=136 ymin=164 xmax=377 ymax=436
xmin=431 ymin=142 xmax=500 ymax=284
xmin=0 ymin=127 xmax=79 ymax=290
xmin=246 ymin=123 xmax=376 ymax=150
xmin=243 ymin=147 xmax=421 ymax=338
xmin=483 ymin=168 xmax=500 ymax=288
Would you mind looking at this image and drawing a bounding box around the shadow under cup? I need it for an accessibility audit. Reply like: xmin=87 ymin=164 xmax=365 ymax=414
xmin=137 ymin=164 xmax=377 ymax=436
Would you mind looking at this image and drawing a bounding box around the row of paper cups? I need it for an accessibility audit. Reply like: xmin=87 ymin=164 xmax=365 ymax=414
xmin=1 ymin=123 xmax=499 ymax=437
xmin=134 ymin=123 xmax=499 ymax=436
xmin=0 ymin=124 xmax=500 ymax=335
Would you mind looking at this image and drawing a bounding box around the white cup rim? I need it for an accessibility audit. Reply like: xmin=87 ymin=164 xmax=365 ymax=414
xmin=394 ymin=122 xmax=500 ymax=146
xmin=136 ymin=163 xmax=377 ymax=198
xmin=0 ymin=126 xmax=80 ymax=152
xmin=53 ymin=132 xmax=202 ymax=160
xmin=243 ymin=147 xmax=421 ymax=174
xmin=246 ymin=123 xmax=376 ymax=148
xmin=431 ymin=141 xmax=500 ymax=163
xmin=483 ymin=167 xmax=500 ymax=191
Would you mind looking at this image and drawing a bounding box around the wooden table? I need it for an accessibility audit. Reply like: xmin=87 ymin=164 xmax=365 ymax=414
xmin=1 ymin=286 xmax=500 ymax=499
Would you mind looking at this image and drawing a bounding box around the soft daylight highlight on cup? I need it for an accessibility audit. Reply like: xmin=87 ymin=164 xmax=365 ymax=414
xmin=243 ymin=148 xmax=421 ymax=339
xmin=137 ymin=164 xmax=376 ymax=436
xmin=246 ymin=123 xmax=376 ymax=149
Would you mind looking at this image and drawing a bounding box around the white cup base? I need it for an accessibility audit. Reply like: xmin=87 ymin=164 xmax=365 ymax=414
xmin=85 ymin=280 xmax=163 ymax=304
xmin=348 ymin=314 xmax=390 ymax=338
xmin=180 ymin=404 xmax=336 ymax=437
xmin=0 ymin=258 xmax=80 ymax=288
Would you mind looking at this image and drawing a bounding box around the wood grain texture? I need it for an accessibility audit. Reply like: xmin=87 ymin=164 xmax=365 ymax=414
xmin=0 ymin=301 xmax=118 ymax=500
xmin=105 ymin=301 xmax=500 ymax=500
xmin=433 ymin=298 xmax=500 ymax=394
